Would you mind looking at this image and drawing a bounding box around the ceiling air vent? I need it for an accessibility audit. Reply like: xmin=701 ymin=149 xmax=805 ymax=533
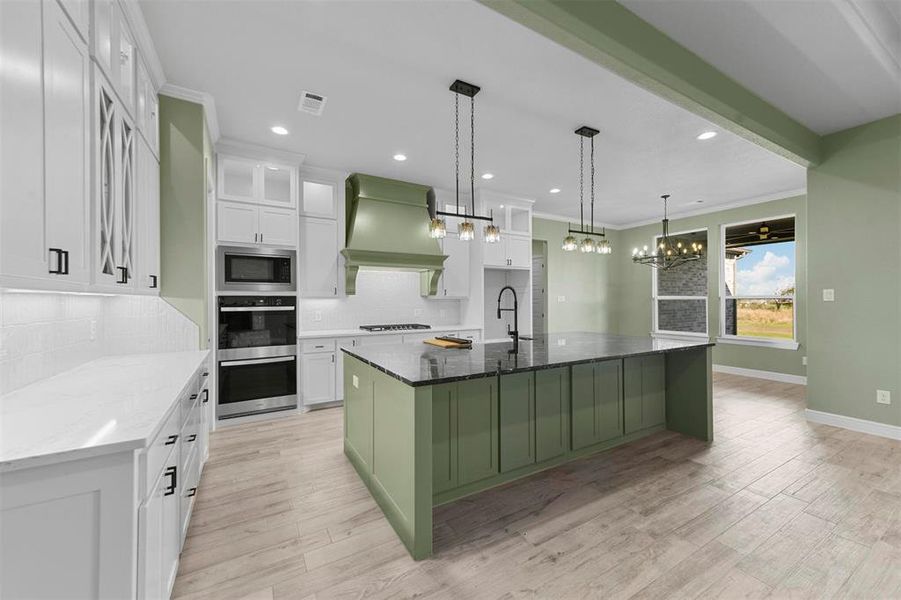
xmin=298 ymin=91 xmax=327 ymax=116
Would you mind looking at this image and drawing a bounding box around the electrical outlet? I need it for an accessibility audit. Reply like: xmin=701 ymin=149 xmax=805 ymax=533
xmin=822 ymin=288 xmax=835 ymax=302
xmin=352 ymin=375 xmax=359 ymax=389
xmin=557 ymin=295 xmax=566 ymax=302
xmin=877 ymin=390 xmax=891 ymax=405
xmin=802 ymin=356 xmax=807 ymax=366
xmin=313 ymin=311 xmax=322 ymax=322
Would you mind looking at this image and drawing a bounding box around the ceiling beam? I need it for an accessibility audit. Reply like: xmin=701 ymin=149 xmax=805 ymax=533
xmin=478 ymin=0 xmax=822 ymax=167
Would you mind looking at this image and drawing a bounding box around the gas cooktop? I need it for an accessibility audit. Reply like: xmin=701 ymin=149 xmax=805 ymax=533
xmin=359 ymin=323 xmax=431 ymax=332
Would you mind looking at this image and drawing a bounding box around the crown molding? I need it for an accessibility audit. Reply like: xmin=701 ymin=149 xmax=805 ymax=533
xmin=120 ymin=1 xmax=166 ymax=89
xmin=216 ymin=137 xmax=306 ymax=166
xmin=616 ymin=187 xmax=807 ymax=230
xmin=532 ymin=211 xmax=621 ymax=230
xmin=159 ymin=84 xmax=221 ymax=143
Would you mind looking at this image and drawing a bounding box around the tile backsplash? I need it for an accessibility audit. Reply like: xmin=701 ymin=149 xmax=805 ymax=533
xmin=300 ymin=270 xmax=462 ymax=331
xmin=0 ymin=291 xmax=198 ymax=395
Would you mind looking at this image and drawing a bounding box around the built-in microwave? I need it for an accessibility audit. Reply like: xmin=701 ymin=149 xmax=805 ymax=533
xmin=216 ymin=246 xmax=296 ymax=292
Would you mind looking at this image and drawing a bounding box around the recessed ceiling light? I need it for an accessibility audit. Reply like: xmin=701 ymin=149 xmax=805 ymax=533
xmin=549 ymin=188 xmax=560 ymax=194
xmin=481 ymin=173 xmax=494 ymax=180
xmin=393 ymin=154 xmax=407 ymax=162
xmin=696 ymin=131 xmax=717 ymax=140
xmin=271 ymin=125 xmax=289 ymax=135
xmin=499 ymin=204 xmax=505 ymax=209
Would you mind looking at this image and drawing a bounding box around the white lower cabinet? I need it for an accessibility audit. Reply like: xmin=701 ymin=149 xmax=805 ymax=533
xmin=300 ymin=346 xmax=337 ymax=408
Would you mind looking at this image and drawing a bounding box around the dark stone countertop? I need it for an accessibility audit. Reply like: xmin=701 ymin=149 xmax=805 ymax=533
xmin=341 ymin=332 xmax=714 ymax=387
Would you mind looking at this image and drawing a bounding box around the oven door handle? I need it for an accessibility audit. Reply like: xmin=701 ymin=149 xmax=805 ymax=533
xmin=221 ymin=356 xmax=296 ymax=367
xmin=219 ymin=306 xmax=296 ymax=312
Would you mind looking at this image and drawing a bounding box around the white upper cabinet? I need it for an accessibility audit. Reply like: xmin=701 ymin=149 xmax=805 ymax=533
xmin=136 ymin=136 xmax=160 ymax=292
xmin=300 ymin=179 xmax=338 ymax=219
xmin=0 ymin=0 xmax=91 ymax=289
xmin=299 ymin=217 xmax=339 ymax=297
xmin=57 ymin=0 xmax=89 ymax=41
xmin=430 ymin=232 xmax=470 ymax=298
xmin=259 ymin=206 xmax=297 ymax=247
xmin=481 ymin=198 xmax=532 ymax=237
xmin=136 ymin=57 xmax=158 ymax=157
xmin=484 ymin=236 xmax=531 ymax=269
xmin=217 ymin=201 xmax=258 ymax=245
xmin=217 ymin=154 xmax=298 ymax=208
xmin=91 ymin=0 xmax=137 ymax=117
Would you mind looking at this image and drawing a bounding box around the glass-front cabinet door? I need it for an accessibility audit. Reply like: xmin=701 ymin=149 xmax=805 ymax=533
xmin=261 ymin=163 xmax=296 ymax=208
xmin=300 ymin=180 xmax=336 ymax=219
xmin=96 ymin=79 xmax=119 ymax=285
xmin=218 ymin=156 xmax=258 ymax=203
xmin=118 ymin=115 xmax=136 ymax=287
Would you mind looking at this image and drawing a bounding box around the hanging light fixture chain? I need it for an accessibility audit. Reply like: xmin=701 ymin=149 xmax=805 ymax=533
xmin=454 ymin=93 xmax=460 ymax=216
xmin=470 ymin=95 xmax=475 ymax=220
xmin=590 ymin=135 xmax=595 ymax=234
xmin=579 ymin=136 xmax=584 ymax=231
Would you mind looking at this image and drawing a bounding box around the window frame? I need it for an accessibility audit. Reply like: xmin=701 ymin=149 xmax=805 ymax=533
xmin=717 ymin=215 xmax=799 ymax=350
xmin=651 ymin=226 xmax=710 ymax=340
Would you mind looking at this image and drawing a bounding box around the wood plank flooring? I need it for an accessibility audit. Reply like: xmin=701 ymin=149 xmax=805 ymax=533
xmin=173 ymin=373 xmax=901 ymax=600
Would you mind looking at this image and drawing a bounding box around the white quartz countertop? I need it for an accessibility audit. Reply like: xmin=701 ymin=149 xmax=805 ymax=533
xmin=297 ymin=325 xmax=481 ymax=339
xmin=0 ymin=350 xmax=210 ymax=472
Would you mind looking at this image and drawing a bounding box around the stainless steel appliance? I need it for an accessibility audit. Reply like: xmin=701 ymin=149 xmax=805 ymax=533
xmin=217 ymin=296 xmax=297 ymax=418
xmin=216 ymin=246 xmax=296 ymax=292
xmin=359 ymin=323 xmax=431 ymax=332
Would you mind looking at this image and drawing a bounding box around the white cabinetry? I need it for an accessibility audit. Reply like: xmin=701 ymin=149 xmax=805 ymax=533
xmin=300 ymin=178 xmax=338 ymax=219
xmin=91 ymin=0 xmax=136 ymax=117
xmin=136 ymin=58 xmax=159 ymax=157
xmin=300 ymin=340 xmax=337 ymax=408
xmin=299 ymin=217 xmax=339 ymax=297
xmin=484 ymin=235 xmax=531 ymax=269
xmin=0 ymin=0 xmax=92 ymax=290
xmin=427 ymin=232 xmax=470 ymax=298
xmin=217 ymin=154 xmax=297 ymax=209
xmin=217 ymin=201 xmax=297 ymax=247
xmin=136 ymin=136 xmax=160 ymax=291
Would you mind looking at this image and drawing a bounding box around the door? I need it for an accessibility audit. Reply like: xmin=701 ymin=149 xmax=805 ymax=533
xmin=95 ymin=76 xmax=120 ymax=285
xmin=261 ymin=163 xmax=296 ymax=208
xmin=500 ymin=372 xmax=535 ymax=473
xmin=441 ymin=232 xmax=470 ymax=297
xmin=218 ymin=156 xmax=258 ymax=203
xmin=532 ymin=253 xmax=546 ymax=335
xmin=432 ymin=383 xmax=458 ymax=494
xmin=218 ymin=201 xmax=258 ymax=244
xmin=301 ymin=179 xmax=337 ymax=218
xmin=483 ymin=236 xmax=506 ymax=267
xmin=507 ymin=236 xmax=531 ymax=269
xmin=301 ymin=352 xmax=336 ymax=406
xmin=136 ymin=137 xmax=160 ymax=291
xmin=572 ymin=360 xmax=622 ymax=450
xmin=161 ymin=454 xmax=180 ymax=596
xmin=218 ymin=354 xmax=297 ymax=418
xmin=535 ymin=367 xmax=568 ymax=462
xmin=137 ymin=469 xmax=164 ymax=600
xmin=299 ymin=218 xmax=339 ymax=297
xmin=118 ymin=114 xmax=137 ymax=287
xmin=457 ymin=378 xmax=498 ymax=485
xmin=259 ymin=206 xmax=296 ymax=246
xmin=57 ymin=0 xmax=89 ymax=40
xmin=624 ymin=355 xmax=666 ymax=434
xmin=115 ymin=9 xmax=135 ymax=114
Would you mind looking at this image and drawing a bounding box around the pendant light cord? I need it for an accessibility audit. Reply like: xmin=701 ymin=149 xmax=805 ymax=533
xmin=455 ymin=93 xmax=460 ymax=216
xmin=470 ymin=95 xmax=475 ymax=220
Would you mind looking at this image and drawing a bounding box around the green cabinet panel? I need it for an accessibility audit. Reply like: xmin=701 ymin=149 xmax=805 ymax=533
xmin=431 ymin=383 xmax=458 ymax=494
xmin=535 ymin=367 xmax=569 ymax=462
xmin=572 ymin=360 xmax=622 ymax=450
xmin=457 ymin=377 xmax=499 ymax=486
xmin=500 ymin=372 xmax=535 ymax=473
xmin=344 ymin=356 xmax=373 ymax=467
xmin=624 ymin=354 xmax=666 ymax=434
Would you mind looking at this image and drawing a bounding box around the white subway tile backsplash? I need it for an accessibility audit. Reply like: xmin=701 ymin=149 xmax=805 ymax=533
xmin=299 ymin=270 xmax=462 ymax=331
xmin=0 ymin=291 xmax=198 ymax=395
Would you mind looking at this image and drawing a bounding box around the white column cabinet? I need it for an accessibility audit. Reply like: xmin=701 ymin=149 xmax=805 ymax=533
xmin=299 ymin=217 xmax=339 ymax=297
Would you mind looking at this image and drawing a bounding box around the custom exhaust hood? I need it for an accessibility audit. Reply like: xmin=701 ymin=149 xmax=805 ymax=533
xmin=341 ymin=173 xmax=447 ymax=295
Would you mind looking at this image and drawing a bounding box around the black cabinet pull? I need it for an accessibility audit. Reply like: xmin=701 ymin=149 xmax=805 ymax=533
xmin=164 ymin=434 xmax=178 ymax=445
xmin=163 ymin=466 xmax=177 ymax=496
xmin=116 ymin=266 xmax=128 ymax=284
xmin=201 ymin=389 xmax=209 ymax=404
xmin=190 ymin=393 xmax=198 ymax=401
xmin=187 ymin=434 xmax=197 ymax=442
xmin=149 ymin=275 xmax=158 ymax=288
xmin=48 ymin=248 xmax=65 ymax=274
xmin=187 ymin=487 xmax=197 ymax=497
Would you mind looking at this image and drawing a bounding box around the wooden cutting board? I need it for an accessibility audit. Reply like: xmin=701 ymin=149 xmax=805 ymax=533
xmin=423 ymin=338 xmax=471 ymax=349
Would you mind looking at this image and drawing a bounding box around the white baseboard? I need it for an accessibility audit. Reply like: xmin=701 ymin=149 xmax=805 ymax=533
xmin=713 ymin=364 xmax=807 ymax=385
xmin=805 ymin=409 xmax=901 ymax=441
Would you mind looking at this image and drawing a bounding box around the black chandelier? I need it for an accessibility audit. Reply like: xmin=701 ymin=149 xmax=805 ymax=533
xmin=562 ymin=126 xmax=610 ymax=254
xmin=632 ymin=194 xmax=703 ymax=269
xmin=429 ymin=80 xmax=499 ymax=243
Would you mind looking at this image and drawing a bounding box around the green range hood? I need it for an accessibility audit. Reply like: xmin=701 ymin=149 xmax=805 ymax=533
xmin=341 ymin=174 xmax=447 ymax=295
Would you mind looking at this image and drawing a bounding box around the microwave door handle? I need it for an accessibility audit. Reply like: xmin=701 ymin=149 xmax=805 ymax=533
xmin=221 ymin=356 xmax=296 ymax=367
xmin=219 ymin=306 xmax=296 ymax=312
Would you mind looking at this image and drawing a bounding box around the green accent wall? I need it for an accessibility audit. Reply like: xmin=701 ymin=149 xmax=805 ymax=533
xmin=479 ymin=0 xmax=820 ymax=166
xmin=807 ymin=115 xmax=901 ymax=427
xmin=531 ymin=218 xmax=619 ymax=333
xmin=159 ymin=96 xmax=209 ymax=348
xmin=612 ymin=194 xmax=808 ymax=378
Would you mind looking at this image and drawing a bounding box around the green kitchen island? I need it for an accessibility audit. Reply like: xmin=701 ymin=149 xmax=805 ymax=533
xmin=342 ymin=332 xmax=714 ymax=559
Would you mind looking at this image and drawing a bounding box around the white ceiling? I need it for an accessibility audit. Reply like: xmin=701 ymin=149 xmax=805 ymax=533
xmin=620 ymin=0 xmax=901 ymax=135
xmin=140 ymin=0 xmax=805 ymax=226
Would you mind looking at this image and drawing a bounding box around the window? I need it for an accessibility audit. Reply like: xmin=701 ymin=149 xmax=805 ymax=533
xmin=653 ymin=229 xmax=708 ymax=337
xmin=721 ymin=216 xmax=796 ymax=345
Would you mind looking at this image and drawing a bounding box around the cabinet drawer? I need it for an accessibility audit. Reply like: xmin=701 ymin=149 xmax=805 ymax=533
xmin=145 ymin=405 xmax=181 ymax=497
xmin=300 ymin=338 xmax=336 ymax=354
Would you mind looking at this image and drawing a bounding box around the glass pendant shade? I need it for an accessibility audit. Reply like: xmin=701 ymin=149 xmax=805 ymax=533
xmin=429 ymin=217 xmax=447 ymax=239
xmin=580 ymin=237 xmax=596 ymax=253
xmin=562 ymin=235 xmax=578 ymax=252
xmin=458 ymin=221 xmax=475 ymax=241
xmin=596 ymin=239 xmax=612 ymax=254
xmin=484 ymin=224 xmax=501 ymax=243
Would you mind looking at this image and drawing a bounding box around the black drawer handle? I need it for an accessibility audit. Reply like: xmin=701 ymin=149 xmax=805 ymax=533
xmin=201 ymin=389 xmax=209 ymax=404
xmin=187 ymin=434 xmax=197 ymax=442
xmin=149 ymin=274 xmax=158 ymax=289
xmin=48 ymin=248 xmax=69 ymax=275
xmin=187 ymin=487 xmax=197 ymax=497
xmin=164 ymin=434 xmax=178 ymax=445
xmin=116 ymin=266 xmax=128 ymax=284
xmin=164 ymin=466 xmax=177 ymax=496
xmin=190 ymin=393 xmax=198 ymax=401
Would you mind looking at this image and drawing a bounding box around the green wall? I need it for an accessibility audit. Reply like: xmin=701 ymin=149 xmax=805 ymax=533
xmin=531 ymin=218 xmax=619 ymax=334
xmin=612 ymin=194 xmax=807 ymax=378
xmin=159 ymin=96 xmax=209 ymax=348
xmin=807 ymin=115 xmax=901 ymax=427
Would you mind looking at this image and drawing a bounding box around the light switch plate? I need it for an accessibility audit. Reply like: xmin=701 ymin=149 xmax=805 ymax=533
xmin=877 ymin=390 xmax=891 ymax=405
xmin=352 ymin=375 xmax=359 ymax=389
xmin=822 ymin=289 xmax=835 ymax=302
xmin=802 ymin=356 xmax=807 ymax=366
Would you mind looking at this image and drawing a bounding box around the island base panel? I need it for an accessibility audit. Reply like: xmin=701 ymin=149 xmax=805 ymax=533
xmin=665 ymin=346 xmax=714 ymax=441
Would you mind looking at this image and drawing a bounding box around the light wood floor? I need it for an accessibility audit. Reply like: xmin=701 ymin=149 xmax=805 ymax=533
xmin=173 ymin=373 xmax=901 ymax=600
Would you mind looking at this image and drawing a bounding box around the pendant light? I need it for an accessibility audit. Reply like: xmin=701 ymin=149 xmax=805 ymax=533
xmin=429 ymin=79 xmax=498 ymax=243
xmin=632 ymin=194 xmax=703 ymax=269
xmin=562 ymin=126 xmax=610 ymax=254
